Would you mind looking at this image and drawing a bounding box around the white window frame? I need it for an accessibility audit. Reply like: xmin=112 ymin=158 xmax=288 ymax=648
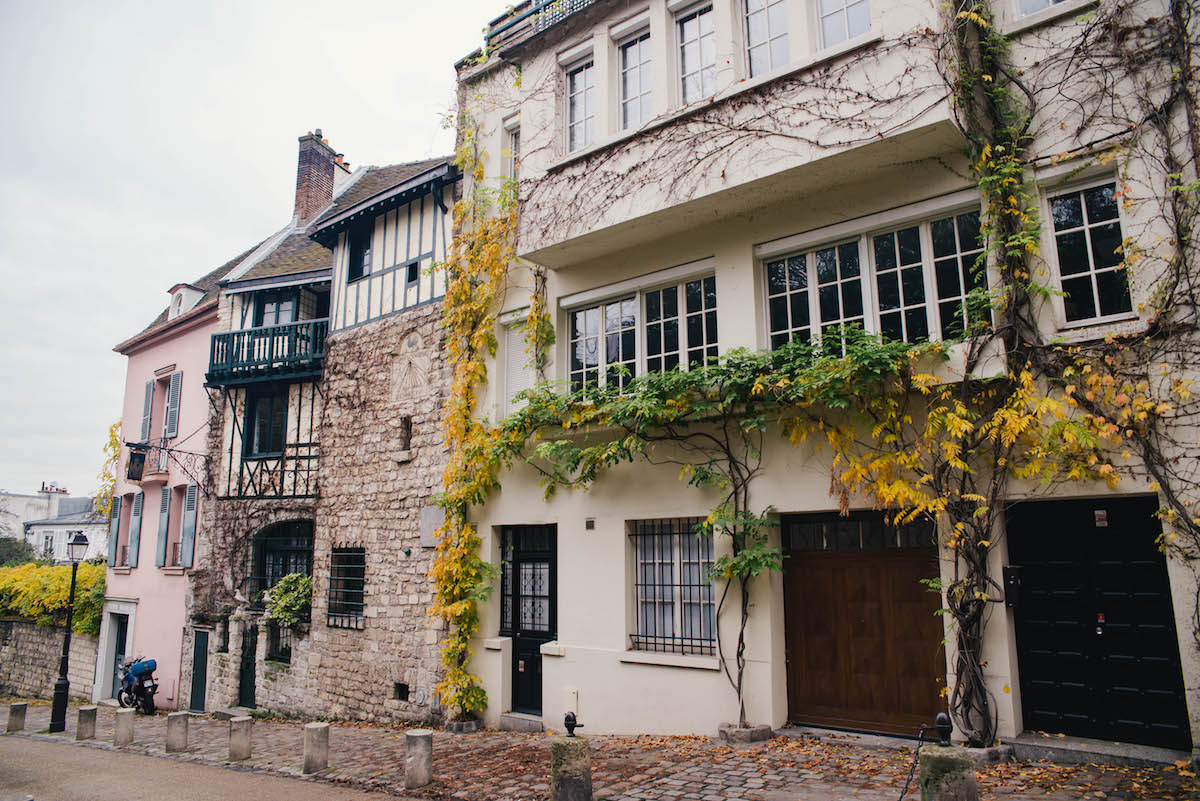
xmin=617 ymin=28 xmax=653 ymax=130
xmin=675 ymin=2 xmax=716 ymax=106
xmin=502 ymin=115 xmax=520 ymax=182
xmin=561 ymin=263 xmax=720 ymax=390
xmin=1015 ymin=0 xmax=1069 ymax=17
xmin=627 ymin=517 xmax=717 ymax=656
xmin=564 ymin=56 xmax=596 ymax=153
xmin=761 ymin=202 xmax=990 ymax=351
xmin=815 ymin=0 xmax=871 ymax=50
xmin=744 ymin=0 xmax=789 ymax=78
xmin=1041 ymin=175 xmax=1136 ymax=330
xmin=643 ymin=274 xmax=719 ymax=373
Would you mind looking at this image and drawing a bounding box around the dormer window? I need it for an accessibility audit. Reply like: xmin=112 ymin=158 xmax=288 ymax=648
xmin=171 ymin=294 xmax=183 ymax=318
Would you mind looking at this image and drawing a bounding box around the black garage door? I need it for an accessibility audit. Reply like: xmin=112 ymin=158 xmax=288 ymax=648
xmin=1006 ymin=496 xmax=1190 ymax=750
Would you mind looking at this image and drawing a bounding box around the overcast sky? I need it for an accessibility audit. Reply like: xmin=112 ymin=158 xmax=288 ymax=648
xmin=0 ymin=0 xmax=504 ymax=497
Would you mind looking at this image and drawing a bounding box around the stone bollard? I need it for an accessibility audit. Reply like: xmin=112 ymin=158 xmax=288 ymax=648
xmin=76 ymin=707 xmax=97 ymax=740
xmin=303 ymin=721 xmax=329 ymax=774
xmin=229 ymin=716 xmax=253 ymax=761
xmin=166 ymin=711 xmax=189 ymax=752
xmin=404 ymin=728 xmax=434 ymax=789
xmin=919 ymin=744 xmax=978 ymax=801
xmin=551 ymin=736 xmax=593 ymax=801
xmin=6 ymin=703 xmax=26 ymax=733
xmin=114 ymin=708 xmax=135 ymax=746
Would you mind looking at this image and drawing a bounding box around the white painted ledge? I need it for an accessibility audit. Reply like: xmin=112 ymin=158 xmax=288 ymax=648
xmin=540 ymin=641 xmax=567 ymax=657
xmin=484 ymin=636 xmax=512 ymax=651
xmin=619 ymin=651 xmax=721 ymax=670
xmin=1000 ymin=0 xmax=1100 ymax=37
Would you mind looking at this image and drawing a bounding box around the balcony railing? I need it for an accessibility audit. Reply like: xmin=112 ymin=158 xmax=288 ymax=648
xmin=206 ymin=319 xmax=329 ymax=386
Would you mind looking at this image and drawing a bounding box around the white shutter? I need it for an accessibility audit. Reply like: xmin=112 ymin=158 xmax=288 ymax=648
xmin=504 ymin=323 xmax=534 ymax=415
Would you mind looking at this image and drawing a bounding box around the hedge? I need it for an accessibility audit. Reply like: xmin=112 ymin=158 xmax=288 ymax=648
xmin=0 ymin=563 xmax=105 ymax=635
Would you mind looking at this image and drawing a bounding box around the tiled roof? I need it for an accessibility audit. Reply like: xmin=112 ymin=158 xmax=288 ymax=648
xmin=311 ymin=158 xmax=452 ymax=229
xmin=117 ymin=158 xmax=451 ymax=351
xmin=235 ymin=232 xmax=333 ymax=281
xmin=118 ymin=242 xmax=264 ymax=350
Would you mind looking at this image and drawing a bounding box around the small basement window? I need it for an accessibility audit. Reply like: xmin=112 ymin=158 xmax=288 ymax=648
xmin=394 ymin=682 xmax=410 ymax=702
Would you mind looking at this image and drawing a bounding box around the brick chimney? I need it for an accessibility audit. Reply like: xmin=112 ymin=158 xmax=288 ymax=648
xmin=294 ymin=129 xmax=339 ymax=225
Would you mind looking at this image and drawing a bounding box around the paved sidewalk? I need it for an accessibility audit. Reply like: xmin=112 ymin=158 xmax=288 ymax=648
xmin=3 ymin=699 xmax=1197 ymax=800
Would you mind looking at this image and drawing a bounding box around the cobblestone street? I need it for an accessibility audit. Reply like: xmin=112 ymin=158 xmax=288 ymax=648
xmin=3 ymin=699 xmax=1198 ymax=800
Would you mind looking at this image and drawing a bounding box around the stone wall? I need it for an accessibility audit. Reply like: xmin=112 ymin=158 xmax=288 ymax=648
xmin=180 ymin=301 xmax=450 ymax=722
xmin=0 ymin=618 xmax=98 ymax=700
xmin=305 ymin=301 xmax=449 ymax=721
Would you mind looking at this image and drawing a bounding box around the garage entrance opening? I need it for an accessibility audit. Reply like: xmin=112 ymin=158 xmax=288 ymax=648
xmin=1006 ymin=496 xmax=1190 ymax=751
xmin=783 ymin=512 xmax=946 ymax=736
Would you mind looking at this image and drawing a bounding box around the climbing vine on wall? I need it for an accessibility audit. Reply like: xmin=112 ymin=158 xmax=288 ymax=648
xmin=430 ymin=105 xmax=522 ymax=718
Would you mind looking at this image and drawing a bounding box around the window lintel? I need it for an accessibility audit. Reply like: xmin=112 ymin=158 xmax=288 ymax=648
xmin=560 ymin=256 xmax=716 ymax=310
xmin=610 ymin=9 xmax=651 ymax=40
xmin=755 ymin=188 xmax=980 ymax=261
xmin=557 ymin=39 xmax=595 ymax=67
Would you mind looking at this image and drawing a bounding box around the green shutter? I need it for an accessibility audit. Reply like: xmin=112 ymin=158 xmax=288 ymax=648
xmin=140 ymin=380 xmax=154 ymax=442
xmin=107 ymin=496 xmax=121 ymax=567
xmin=128 ymin=491 xmax=144 ymax=568
xmin=180 ymin=483 xmax=198 ymax=569
xmin=165 ymin=371 xmax=183 ymax=438
xmin=155 ymin=486 xmax=170 ymax=567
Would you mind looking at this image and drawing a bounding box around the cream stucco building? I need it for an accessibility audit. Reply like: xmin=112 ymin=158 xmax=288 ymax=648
xmin=452 ymin=0 xmax=1200 ymax=759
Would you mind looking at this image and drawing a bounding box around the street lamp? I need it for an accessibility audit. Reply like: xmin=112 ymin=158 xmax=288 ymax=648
xmin=49 ymin=532 xmax=89 ymax=733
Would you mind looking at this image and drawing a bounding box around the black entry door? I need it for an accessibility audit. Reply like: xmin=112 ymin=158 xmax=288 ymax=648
xmin=500 ymin=526 xmax=556 ymax=715
xmin=190 ymin=631 xmax=209 ymax=713
xmin=111 ymin=614 xmax=129 ymax=698
xmin=1007 ymin=497 xmax=1190 ymax=750
xmin=238 ymin=624 xmax=257 ymax=709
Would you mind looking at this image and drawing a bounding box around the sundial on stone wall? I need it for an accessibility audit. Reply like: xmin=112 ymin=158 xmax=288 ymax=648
xmin=391 ymin=332 xmax=431 ymax=402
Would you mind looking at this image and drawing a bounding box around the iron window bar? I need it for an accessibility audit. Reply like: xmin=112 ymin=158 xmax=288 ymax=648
xmin=328 ymin=546 xmax=366 ymax=629
xmin=265 ymin=620 xmax=294 ymax=663
xmin=630 ymin=517 xmax=716 ymax=656
xmin=499 ymin=526 xmax=556 ymax=637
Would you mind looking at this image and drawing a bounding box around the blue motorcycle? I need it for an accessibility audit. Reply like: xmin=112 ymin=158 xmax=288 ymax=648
xmin=117 ymin=656 xmax=157 ymax=714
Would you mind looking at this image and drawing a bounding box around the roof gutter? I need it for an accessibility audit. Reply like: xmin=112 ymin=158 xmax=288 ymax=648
xmin=310 ymin=162 xmax=459 ymax=246
xmin=113 ymin=298 xmax=218 ymax=355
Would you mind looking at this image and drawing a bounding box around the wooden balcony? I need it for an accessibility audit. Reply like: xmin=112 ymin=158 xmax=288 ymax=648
xmin=206 ymin=319 xmax=328 ymax=386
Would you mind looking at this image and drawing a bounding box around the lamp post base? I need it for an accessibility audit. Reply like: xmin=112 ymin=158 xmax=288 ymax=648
xmin=49 ymin=676 xmax=70 ymax=733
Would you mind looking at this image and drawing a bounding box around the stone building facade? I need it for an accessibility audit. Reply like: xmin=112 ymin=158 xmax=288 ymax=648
xmin=303 ymin=302 xmax=450 ymax=719
xmin=175 ymin=130 xmax=458 ymax=722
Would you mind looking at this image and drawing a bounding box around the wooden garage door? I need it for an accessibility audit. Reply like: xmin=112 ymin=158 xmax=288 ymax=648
xmin=783 ymin=513 xmax=946 ymax=736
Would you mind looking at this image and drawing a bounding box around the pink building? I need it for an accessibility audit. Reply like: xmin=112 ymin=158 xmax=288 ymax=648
xmin=94 ymin=272 xmax=228 ymax=707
